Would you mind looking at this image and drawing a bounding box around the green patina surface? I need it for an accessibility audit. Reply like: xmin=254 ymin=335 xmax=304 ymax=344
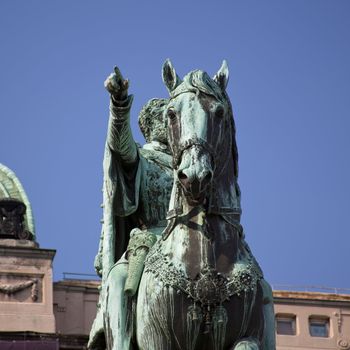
xmin=0 ymin=163 xmax=36 ymax=240
xmin=88 ymin=61 xmax=276 ymax=350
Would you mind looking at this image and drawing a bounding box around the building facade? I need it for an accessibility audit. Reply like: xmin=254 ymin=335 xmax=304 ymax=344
xmin=51 ymin=282 xmax=350 ymax=350
xmin=2 ymin=273 xmax=349 ymax=350
xmin=274 ymin=290 xmax=350 ymax=350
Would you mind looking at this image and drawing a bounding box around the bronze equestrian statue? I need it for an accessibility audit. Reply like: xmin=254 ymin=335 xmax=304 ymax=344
xmin=88 ymin=60 xmax=276 ymax=350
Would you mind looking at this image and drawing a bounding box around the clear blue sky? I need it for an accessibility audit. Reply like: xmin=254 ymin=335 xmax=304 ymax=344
xmin=1 ymin=1 xmax=349 ymax=288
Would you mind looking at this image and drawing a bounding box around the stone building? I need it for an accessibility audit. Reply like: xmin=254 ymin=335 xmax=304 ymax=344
xmin=55 ymin=284 xmax=350 ymax=350
xmin=274 ymin=289 xmax=350 ymax=350
xmin=4 ymin=279 xmax=349 ymax=350
xmin=0 ymin=163 xmax=349 ymax=349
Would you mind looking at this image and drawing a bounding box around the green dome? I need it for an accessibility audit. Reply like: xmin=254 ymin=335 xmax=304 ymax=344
xmin=0 ymin=163 xmax=36 ymax=240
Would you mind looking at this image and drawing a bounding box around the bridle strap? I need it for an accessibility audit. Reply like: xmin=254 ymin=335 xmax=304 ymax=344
xmin=171 ymin=136 xmax=216 ymax=169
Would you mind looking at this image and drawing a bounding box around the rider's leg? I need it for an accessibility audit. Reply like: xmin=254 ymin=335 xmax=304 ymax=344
xmin=232 ymin=338 xmax=260 ymax=350
xmin=260 ymin=279 xmax=276 ymax=350
xmin=88 ymin=297 xmax=105 ymax=350
xmin=241 ymin=238 xmax=276 ymax=349
xmin=104 ymin=255 xmax=133 ymax=350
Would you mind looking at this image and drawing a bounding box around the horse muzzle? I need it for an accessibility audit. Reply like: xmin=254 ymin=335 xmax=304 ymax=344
xmin=177 ymin=146 xmax=213 ymax=204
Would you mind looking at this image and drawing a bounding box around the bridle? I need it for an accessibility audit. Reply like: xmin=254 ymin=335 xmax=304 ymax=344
xmin=170 ymin=135 xmax=216 ymax=171
xmin=162 ymin=89 xmax=236 ymax=240
xmin=168 ymin=89 xmax=225 ymax=172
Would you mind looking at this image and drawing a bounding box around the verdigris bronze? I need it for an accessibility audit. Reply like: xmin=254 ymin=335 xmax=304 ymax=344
xmin=0 ymin=198 xmax=33 ymax=240
xmin=0 ymin=163 xmax=35 ymax=241
xmin=89 ymin=61 xmax=275 ymax=350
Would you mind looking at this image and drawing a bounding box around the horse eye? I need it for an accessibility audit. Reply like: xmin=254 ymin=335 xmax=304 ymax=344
xmin=215 ymin=105 xmax=224 ymax=118
xmin=167 ymin=109 xmax=177 ymax=121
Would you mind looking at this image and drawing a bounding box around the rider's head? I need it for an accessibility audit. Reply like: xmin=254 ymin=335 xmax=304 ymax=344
xmin=138 ymin=98 xmax=168 ymax=144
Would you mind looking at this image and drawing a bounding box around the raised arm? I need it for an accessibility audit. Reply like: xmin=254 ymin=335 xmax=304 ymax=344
xmin=104 ymin=66 xmax=138 ymax=166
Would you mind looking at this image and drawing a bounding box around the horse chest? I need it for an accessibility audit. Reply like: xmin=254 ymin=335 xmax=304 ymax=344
xmin=140 ymin=228 xmax=263 ymax=350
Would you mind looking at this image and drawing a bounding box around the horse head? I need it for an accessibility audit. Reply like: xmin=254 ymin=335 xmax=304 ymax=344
xmin=162 ymin=59 xmax=238 ymax=206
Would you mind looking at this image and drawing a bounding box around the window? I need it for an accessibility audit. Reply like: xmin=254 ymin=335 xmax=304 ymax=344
xmin=309 ymin=316 xmax=329 ymax=337
xmin=276 ymin=314 xmax=296 ymax=335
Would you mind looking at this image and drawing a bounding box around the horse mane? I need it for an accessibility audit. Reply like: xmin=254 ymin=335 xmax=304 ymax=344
xmin=183 ymin=70 xmax=225 ymax=101
xmin=225 ymin=92 xmax=239 ymax=179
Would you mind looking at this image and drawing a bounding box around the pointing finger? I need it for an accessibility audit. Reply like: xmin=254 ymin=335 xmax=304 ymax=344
xmin=113 ymin=66 xmax=124 ymax=81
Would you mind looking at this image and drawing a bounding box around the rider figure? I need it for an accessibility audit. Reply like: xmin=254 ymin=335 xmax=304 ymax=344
xmin=88 ymin=67 xmax=173 ymax=350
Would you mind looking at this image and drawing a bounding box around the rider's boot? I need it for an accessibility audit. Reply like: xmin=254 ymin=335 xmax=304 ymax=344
xmin=232 ymin=338 xmax=260 ymax=350
xmin=261 ymin=280 xmax=276 ymax=350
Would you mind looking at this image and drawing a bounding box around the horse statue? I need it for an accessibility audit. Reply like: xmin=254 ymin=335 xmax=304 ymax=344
xmin=89 ymin=60 xmax=275 ymax=350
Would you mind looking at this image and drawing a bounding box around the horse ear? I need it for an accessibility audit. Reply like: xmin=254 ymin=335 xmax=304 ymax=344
xmin=162 ymin=59 xmax=181 ymax=93
xmin=213 ymin=60 xmax=229 ymax=91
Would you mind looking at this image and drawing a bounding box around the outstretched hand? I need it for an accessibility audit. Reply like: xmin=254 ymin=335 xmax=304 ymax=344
xmin=104 ymin=66 xmax=129 ymax=101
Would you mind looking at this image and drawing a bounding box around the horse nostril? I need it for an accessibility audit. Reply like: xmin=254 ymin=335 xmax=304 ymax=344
xmin=202 ymin=172 xmax=213 ymax=187
xmin=204 ymin=172 xmax=212 ymax=183
xmin=177 ymin=170 xmax=188 ymax=181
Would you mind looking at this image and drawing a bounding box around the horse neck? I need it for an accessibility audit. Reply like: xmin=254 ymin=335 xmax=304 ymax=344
xmin=162 ymin=160 xmax=241 ymax=277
